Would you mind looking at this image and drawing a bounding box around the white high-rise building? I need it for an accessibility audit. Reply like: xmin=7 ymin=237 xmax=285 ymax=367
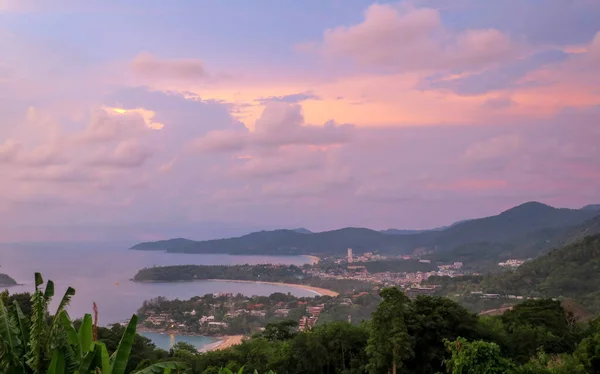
xmin=347 ymin=248 xmax=353 ymax=263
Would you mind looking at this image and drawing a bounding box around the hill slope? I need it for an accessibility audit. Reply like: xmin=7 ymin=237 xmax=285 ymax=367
xmin=131 ymin=202 xmax=599 ymax=258
xmin=427 ymin=214 xmax=600 ymax=270
xmin=487 ymin=235 xmax=600 ymax=312
xmin=485 ymin=234 xmax=600 ymax=311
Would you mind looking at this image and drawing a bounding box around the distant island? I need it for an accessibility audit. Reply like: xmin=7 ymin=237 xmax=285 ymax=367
xmin=0 ymin=273 xmax=18 ymax=286
xmin=130 ymin=202 xmax=600 ymax=271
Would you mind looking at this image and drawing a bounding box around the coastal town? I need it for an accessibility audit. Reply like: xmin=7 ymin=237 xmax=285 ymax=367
xmin=136 ymin=248 xmax=533 ymax=341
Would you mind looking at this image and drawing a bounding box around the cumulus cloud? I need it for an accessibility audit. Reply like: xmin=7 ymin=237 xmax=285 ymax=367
xmin=88 ymin=140 xmax=154 ymax=168
xmin=74 ymin=108 xmax=153 ymax=143
xmin=303 ymin=2 xmax=519 ymax=72
xmin=190 ymin=102 xmax=353 ymax=153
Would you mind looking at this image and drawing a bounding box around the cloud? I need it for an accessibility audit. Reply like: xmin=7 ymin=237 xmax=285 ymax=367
xmin=131 ymin=52 xmax=208 ymax=81
xmin=0 ymin=139 xmax=21 ymax=163
xmin=74 ymin=108 xmax=154 ymax=143
xmin=419 ymin=49 xmax=568 ymax=95
xmin=189 ymin=129 xmax=248 ymax=153
xmin=303 ymin=2 xmax=519 ymax=72
xmin=256 ymin=91 xmax=321 ymax=105
xmin=462 ymin=133 xmax=522 ymax=164
xmin=482 ymin=96 xmax=515 ymax=109
xmin=190 ymin=102 xmax=353 ymax=153
xmin=88 ymin=140 xmax=154 ymax=168
xmin=230 ymin=146 xmax=325 ymax=179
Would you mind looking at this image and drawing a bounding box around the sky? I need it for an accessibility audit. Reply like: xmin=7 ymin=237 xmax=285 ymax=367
xmin=1 ymin=0 xmax=599 ymax=242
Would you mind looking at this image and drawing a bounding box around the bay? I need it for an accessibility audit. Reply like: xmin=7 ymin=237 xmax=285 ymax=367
xmin=138 ymin=331 xmax=219 ymax=351
xmin=0 ymin=242 xmax=314 ymax=325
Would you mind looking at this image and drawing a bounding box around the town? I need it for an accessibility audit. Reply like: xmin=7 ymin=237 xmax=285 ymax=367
xmin=136 ymin=248 xmax=533 ymax=334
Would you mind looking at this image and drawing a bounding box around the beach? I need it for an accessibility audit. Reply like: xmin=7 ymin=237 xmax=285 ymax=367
xmin=306 ymin=255 xmax=321 ymax=264
xmin=208 ymin=279 xmax=339 ymax=297
xmin=200 ymin=335 xmax=245 ymax=352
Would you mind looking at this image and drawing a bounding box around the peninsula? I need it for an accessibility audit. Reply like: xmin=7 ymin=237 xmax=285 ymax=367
xmin=132 ymin=264 xmax=370 ymax=295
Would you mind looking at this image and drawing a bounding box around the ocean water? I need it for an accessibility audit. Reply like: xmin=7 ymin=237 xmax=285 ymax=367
xmin=139 ymin=331 xmax=219 ymax=351
xmin=0 ymin=242 xmax=314 ymax=325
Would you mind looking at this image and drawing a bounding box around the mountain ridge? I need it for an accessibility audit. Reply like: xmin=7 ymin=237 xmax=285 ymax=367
xmin=131 ymin=202 xmax=600 ymax=260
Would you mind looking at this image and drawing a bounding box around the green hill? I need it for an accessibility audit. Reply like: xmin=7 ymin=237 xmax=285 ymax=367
xmin=427 ymin=214 xmax=600 ymax=271
xmin=131 ymin=202 xmax=599 ymax=258
xmin=484 ymin=234 xmax=600 ymax=312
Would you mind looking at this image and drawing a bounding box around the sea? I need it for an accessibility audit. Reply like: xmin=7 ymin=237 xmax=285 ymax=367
xmin=0 ymin=242 xmax=314 ymax=350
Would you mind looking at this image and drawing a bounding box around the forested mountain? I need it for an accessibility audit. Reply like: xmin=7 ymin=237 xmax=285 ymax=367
xmin=427 ymin=214 xmax=600 ymax=270
xmin=131 ymin=202 xmax=600 ymax=260
xmin=483 ymin=234 xmax=600 ymax=312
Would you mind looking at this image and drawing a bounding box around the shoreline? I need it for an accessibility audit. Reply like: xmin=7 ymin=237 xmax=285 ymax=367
xmin=206 ymin=279 xmax=339 ymax=297
xmin=137 ymin=328 xmax=244 ymax=352
xmin=305 ymin=255 xmax=320 ymax=264
xmin=200 ymin=335 xmax=245 ymax=352
xmin=134 ymin=278 xmax=339 ymax=297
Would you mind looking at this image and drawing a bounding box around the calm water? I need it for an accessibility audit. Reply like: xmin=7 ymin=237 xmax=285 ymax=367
xmin=139 ymin=331 xmax=218 ymax=351
xmin=0 ymin=243 xmax=314 ymax=325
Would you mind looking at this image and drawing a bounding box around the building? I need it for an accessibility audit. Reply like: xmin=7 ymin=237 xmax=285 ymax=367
xmin=250 ymin=310 xmax=266 ymax=318
xmin=199 ymin=315 xmax=215 ymax=324
xmin=498 ymin=259 xmax=526 ymax=268
xmin=347 ymin=248 xmax=353 ymax=263
xmin=274 ymin=309 xmax=290 ymax=317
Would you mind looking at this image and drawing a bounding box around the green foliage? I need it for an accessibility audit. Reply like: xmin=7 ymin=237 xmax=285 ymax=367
xmin=134 ymin=264 xmax=305 ymax=283
xmin=445 ymin=337 xmax=515 ymax=374
xmin=485 ymin=235 xmax=600 ymax=310
xmin=261 ymin=320 xmax=297 ymax=342
xmin=0 ymin=273 xmax=182 ymax=374
xmin=366 ymin=288 xmax=413 ymax=373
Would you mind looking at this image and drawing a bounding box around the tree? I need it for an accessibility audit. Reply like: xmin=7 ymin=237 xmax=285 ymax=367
xmin=262 ymin=321 xmax=298 ymax=342
xmin=366 ymin=287 xmax=413 ymax=374
xmin=404 ymin=295 xmax=481 ymax=373
xmin=445 ymin=337 xmax=514 ymax=374
xmin=501 ymin=299 xmax=581 ymax=362
xmin=573 ymin=332 xmax=600 ymax=373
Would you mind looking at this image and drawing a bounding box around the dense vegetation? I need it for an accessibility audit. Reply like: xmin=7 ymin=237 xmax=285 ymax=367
xmin=131 ymin=203 xmax=600 ymax=268
xmin=136 ymin=291 xmax=381 ymax=336
xmin=426 ymin=214 xmax=600 ymax=271
xmin=484 ymin=234 xmax=600 ymax=311
xmin=424 ymin=235 xmax=600 ymax=314
xmin=7 ymin=272 xmax=600 ymax=373
xmin=0 ymin=272 xmax=18 ymax=285
xmin=132 ymin=264 xmax=372 ymax=295
xmin=314 ymin=259 xmax=437 ymax=274
xmin=133 ymin=265 xmax=305 ymax=283
xmin=0 ymin=273 xmax=184 ymax=373
xmin=135 ymin=291 xmax=600 ymax=374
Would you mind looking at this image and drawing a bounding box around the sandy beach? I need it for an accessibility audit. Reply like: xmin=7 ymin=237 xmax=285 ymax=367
xmin=305 ymin=255 xmax=321 ymax=264
xmin=200 ymin=335 xmax=244 ymax=352
xmin=208 ymin=279 xmax=339 ymax=297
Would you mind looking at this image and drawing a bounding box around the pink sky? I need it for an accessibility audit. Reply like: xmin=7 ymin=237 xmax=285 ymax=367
xmin=0 ymin=0 xmax=599 ymax=242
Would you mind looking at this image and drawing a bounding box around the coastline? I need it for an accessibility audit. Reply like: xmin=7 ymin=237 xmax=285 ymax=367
xmin=133 ymin=278 xmax=339 ymax=297
xmin=137 ymin=328 xmax=244 ymax=352
xmin=305 ymin=255 xmax=320 ymax=264
xmin=206 ymin=279 xmax=339 ymax=297
xmin=200 ymin=335 xmax=245 ymax=352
